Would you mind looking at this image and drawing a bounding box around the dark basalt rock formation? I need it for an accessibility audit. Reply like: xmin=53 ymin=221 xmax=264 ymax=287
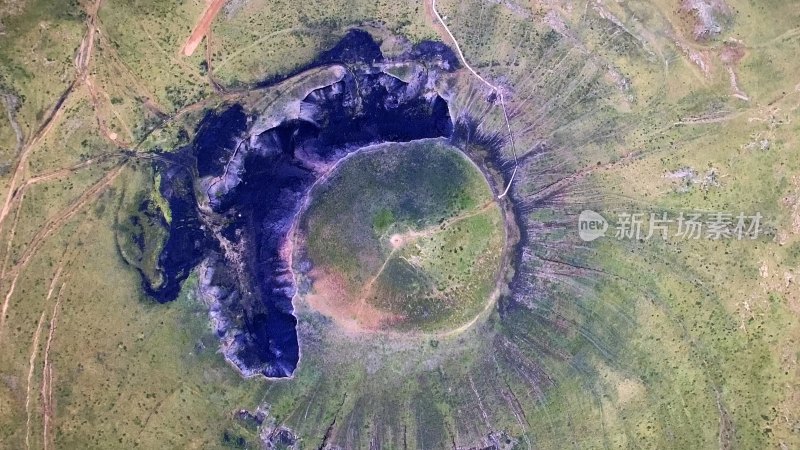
xmin=141 ymin=152 xmax=215 ymax=303
xmin=316 ymin=28 xmax=384 ymax=66
xmin=133 ymin=30 xmax=464 ymax=378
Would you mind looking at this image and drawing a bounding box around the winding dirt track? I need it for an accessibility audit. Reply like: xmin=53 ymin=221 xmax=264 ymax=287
xmin=426 ymin=0 xmax=519 ymax=198
xmin=24 ymin=310 xmax=47 ymax=450
xmin=42 ymin=280 xmax=67 ymax=450
xmin=181 ymin=0 xmax=227 ymax=57
xmin=0 ymin=0 xmax=104 ymax=233
xmin=0 ymin=162 xmax=126 ymax=334
xmin=0 ymin=80 xmax=76 ymax=232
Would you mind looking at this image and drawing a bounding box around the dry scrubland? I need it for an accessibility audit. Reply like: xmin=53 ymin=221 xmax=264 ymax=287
xmin=0 ymin=0 xmax=798 ymax=448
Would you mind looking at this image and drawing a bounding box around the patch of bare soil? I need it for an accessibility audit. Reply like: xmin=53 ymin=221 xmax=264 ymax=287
xmin=303 ymin=268 xmax=398 ymax=333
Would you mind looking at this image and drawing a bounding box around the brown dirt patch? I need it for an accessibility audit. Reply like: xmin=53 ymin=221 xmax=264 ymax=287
xmin=720 ymin=41 xmax=746 ymax=65
xmin=180 ymin=0 xmax=227 ymax=57
xmin=389 ymin=234 xmax=404 ymax=249
xmin=303 ymin=268 xmax=398 ymax=333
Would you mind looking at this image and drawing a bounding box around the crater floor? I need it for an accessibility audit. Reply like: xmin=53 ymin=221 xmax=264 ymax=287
xmin=295 ymin=139 xmax=505 ymax=333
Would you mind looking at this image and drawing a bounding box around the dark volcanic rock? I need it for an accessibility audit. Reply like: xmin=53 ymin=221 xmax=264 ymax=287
xmin=405 ymin=40 xmax=460 ymax=70
xmin=315 ymin=28 xmax=384 ymax=66
xmin=195 ymin=105 xmax=248 ymax=178
xmin=143 ymin=152 xmax=215 ymax=303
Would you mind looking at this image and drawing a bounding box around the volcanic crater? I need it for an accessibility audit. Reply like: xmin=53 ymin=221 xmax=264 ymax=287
xmin=121 ymin=29 xmax=518 ymax=378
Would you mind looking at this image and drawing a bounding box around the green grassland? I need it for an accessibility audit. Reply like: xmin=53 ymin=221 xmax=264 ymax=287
xmin=378 ymin=210 xmax=503 ymax=330
xmin=1 ymin=0 xmax=799 ymax=448
xmin=298 ymin=140 xmax=504 ymax=332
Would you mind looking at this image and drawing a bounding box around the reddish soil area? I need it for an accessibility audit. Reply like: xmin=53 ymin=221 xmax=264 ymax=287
xmin=181 ymin=0 xmax=226 ymax=57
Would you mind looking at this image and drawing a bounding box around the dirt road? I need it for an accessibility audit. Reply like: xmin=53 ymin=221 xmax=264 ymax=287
xmin=181 ymin=0 xmax=227 ymax=57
